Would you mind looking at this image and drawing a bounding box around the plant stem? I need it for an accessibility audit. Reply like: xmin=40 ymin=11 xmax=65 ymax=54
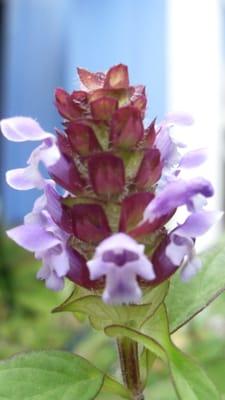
xmin=117 ymin=337 xmax=144 ymax=400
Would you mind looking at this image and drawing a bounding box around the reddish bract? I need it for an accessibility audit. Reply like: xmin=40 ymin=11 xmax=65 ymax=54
xmin=135 ymin=148 xmax=162 ymax=189
xmin=110 ymin=106 xmax=144 ymax=148
xmin=66 ymin=122 xmax=101 ymax=156
xmin=71 ymin=203 xmax=111 ymax=243
xmin=88 ymin=153 xmax=125 ymax=197
xmin=104 ymin=64 xmax=129 ymax=89
xmin=55 ymin=88 xmax=83 ymax=120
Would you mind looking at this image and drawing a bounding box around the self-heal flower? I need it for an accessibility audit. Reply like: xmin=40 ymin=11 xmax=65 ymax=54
xmin=87 ymin=233 xmax=155 ymax=304
xmin=2 ymin=64 xmax=221 ymax=305
xmin=1 ymin=117 xmax=60 ymax=190
xmin=7 ymin=184 xmax=70 ymax=290
xmin=166 ymin=211 xmax=222 ymax=281
xmin=143 ymin=177 xmax=214 ymax=222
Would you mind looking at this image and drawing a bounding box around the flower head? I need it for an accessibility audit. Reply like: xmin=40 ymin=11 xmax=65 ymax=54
xmin=87 ymin=233 xmax=155 ymax=304
xmin=1 ymin=64 xmax=221 ymax=304
xmin=7 ymin=183 xmax=70 ymax=290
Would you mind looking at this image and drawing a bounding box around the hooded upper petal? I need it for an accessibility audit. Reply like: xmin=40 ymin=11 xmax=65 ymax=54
xmin=6 ymin=138 xmax=61 ymax=191
xmin=6 ymin=167 xmax=44 ymax=190
xmin=163 ymin=112 xmax=194 ymax=126
xmin=179 ymin=148 xmax=208 ymax=168
xmin=174 ymin=210 xmax=222 ymax=237
xmin=1 ymin=117 xmax=52 ymax=142
xmin=144 ymin=177 xmax=214 ymax=222
xmin=6 ymin=224 xmax=60 ymax=252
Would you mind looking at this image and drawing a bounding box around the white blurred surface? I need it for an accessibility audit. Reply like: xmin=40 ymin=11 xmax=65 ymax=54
xmin=167 ymin=0 xmax=223 ymax=249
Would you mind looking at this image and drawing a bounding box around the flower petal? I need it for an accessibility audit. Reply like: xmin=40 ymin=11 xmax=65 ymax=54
xmin=155 ymin=127 xmax=180 ymax=167
xmin=144 ymin=177 xmax=214 ymax=222
xmin=164 ymin=112 xmax=194 ymax=126
xmin=103 ymin=270 xmax=142 ymax=304
xmin=87 ymin=233 xmax=155 ymax=304
xmin=6 ymin=167 xmax=44 ymax=190
xmin=166 ymin=235 xmax=192 ymax=265
xmin=45 ymin=272 xmax=64 ymax=291
xmin=175 ymin=210 xmax=222 ymax=237
xmin=36 ymin=264 xmax=50 ymax=280
xmin=7 ymin=224 xmax=60 ymax=252
xmin=45 ymin=184 xmax=73 ymax=233
xmin=95 ymin=233 xmax=145 ymax=255
xmin=48 ymin=247 xmax=70 ymax=278
xmin=1 ymin=117 xmax=51 ymax=142
xmin=6 ymin=139 xmax=61 ymax=191
xmin=180 ymin=256 xmax=202 ymax=282
xmin=36 ymin=138 xmax=61 ymax=167
xmin=151 ymin=236 xmax=179 ymax=285
xmin=179 ymin=148 xmax=208 ymax=168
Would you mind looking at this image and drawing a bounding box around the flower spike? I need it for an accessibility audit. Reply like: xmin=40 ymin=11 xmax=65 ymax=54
xmin=2 ymin=63 xmax=220 ymax=303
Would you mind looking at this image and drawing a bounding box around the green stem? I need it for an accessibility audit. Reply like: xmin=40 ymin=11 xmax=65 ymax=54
xmin=117 ymin=337 xmax=144 ymax=400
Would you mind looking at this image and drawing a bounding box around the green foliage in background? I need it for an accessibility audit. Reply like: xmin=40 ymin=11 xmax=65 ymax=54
xmin=1 ymin=235 xmax=225 ymax=399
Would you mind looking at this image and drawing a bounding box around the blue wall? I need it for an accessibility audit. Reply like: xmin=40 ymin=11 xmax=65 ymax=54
xmin=1 ymin=0 xmax=166 ymax=225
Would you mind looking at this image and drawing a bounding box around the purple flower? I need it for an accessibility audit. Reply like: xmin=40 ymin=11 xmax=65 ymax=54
xmin=1 ymin=117 xmax=51 ymax=141
xmin=7 ymin=184 xmax=70 ymax=290
xmin=1 ymin=117 xmax=60 ymax=190
xmin=2 ymin=65 xmax=221 ymax=304
xmin=143 ymin=177 xmax=214 ymax=223
xmin=87 ymin=233 xmax=155 ymax=304
xmin=179 ymin=148 xmax=208 ymax=169
xmin=165 ymin=211 xmax=222 ymax=281
xmin=155 ymin=112 xmax=193 ymax=168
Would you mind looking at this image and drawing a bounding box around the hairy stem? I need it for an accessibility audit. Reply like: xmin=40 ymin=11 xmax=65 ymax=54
xmin=117 ymin=337 xmax=144 ymax=400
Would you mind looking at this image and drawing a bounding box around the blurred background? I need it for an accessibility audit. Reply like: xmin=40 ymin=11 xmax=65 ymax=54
xmin=0 ymin=1 xmax=225 ymax=398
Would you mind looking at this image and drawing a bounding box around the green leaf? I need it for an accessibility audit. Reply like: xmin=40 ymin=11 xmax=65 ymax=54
xmin=102 ymin=376 xmax=131 ymax=399
xmin=53 ymin=282 xmax=168 ymax=330
xmin=166 ymin=239 xmax=225 ymax=333
xmin=105 ymin=305 xmax=219 ymax=399
xmin=0 ymin=351 xmax=130 ymax=400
